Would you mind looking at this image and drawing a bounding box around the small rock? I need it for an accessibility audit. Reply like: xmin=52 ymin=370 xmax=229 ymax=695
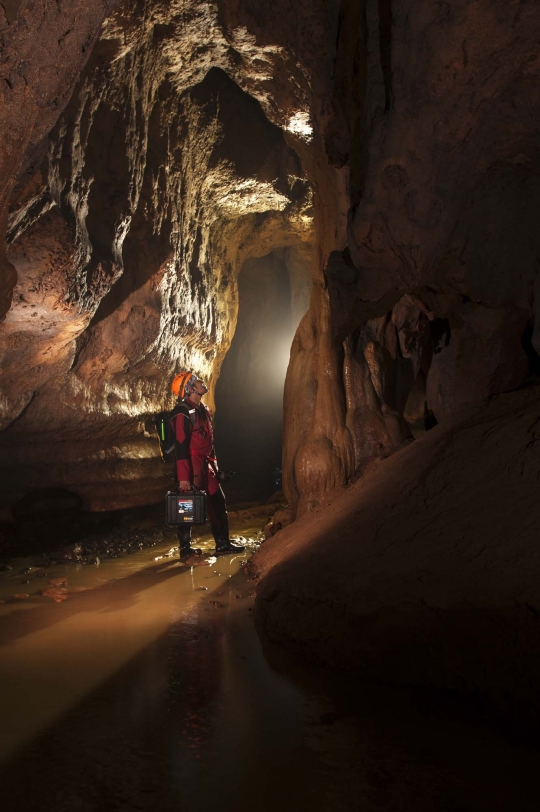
xmin=48 ymin=578 xmax=68 ymax=587
xmin=11 ymin=593 xmax=30 ymax=600
xmin=195 ymin=586 xmax=208 ymax=591
xmin=62 ymin=543 xmax=82 ymax=562
xmin=40 ymin=587 xmax=69 ymax=603
xmin=0 ymin=564 xmax=13 ymax=572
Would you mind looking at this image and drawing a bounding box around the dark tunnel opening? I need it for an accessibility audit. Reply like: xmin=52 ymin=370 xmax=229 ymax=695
xmin=214 ymin=248 xmax=310 ymax=504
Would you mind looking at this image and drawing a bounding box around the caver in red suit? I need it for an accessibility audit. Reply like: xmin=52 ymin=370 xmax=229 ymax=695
xmin=170 ymin=371 xmax=245 ymax=558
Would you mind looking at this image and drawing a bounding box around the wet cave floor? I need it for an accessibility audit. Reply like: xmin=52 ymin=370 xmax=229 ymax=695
xmin=0 ymin=511 xmax=539 ymax=812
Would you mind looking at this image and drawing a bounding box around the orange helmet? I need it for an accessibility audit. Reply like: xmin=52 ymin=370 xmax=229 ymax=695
xmin=171 ymin=371 xmax=195 ymax=399
xmin=171 ymin=371 xmax=208 ymax=399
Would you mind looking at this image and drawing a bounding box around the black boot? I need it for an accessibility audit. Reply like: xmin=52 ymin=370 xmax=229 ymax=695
xmin=213 ymin=520 xmax=246 ymax=554
xmin=215 ymin=537 xmax=246 ymax=554
xmin=209 ymin=490 xmax=245 ymax=553
xmin=177 ymin=527 xmax=201 ymax=559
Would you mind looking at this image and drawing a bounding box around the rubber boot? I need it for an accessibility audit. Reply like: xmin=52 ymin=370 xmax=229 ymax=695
xmin=177 ymin=526 xmax=201 ymax=559
xmin=212 ymin=515 xmax=246 ymax=554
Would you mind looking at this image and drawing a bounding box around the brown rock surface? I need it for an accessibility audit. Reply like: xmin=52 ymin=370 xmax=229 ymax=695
xmin=0 ymin=0 xmax=316 ymax=509
xmin=254 ymin=386 xmax=540 ymax=734
xmin=0 ymin=0 xmax=539 ymax=540
xmin=282 ymin=0 xmax=540 ymax=513
xmin=0 ymin=0 xmax=117 ymax=317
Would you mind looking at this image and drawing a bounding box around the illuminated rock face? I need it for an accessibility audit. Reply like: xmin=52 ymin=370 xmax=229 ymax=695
xmin=0 ymin=0 xmax=315 ymax=510
xmin=0 ymin=0 xmax=539 ymax=517
xmin=0 ymin=0 xmax=116 ymax=320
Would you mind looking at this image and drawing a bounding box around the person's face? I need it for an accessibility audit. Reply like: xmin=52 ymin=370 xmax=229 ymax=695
xmin=192 ymin=379 xmax=208 ymax=397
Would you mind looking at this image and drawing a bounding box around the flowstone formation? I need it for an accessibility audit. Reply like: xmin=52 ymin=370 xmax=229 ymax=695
xmin=255 ymin=386 xmax=540 ymax=737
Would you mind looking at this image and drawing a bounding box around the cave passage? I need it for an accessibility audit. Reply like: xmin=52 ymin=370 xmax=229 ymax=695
xmin=1 ymin=2 xmax=539 ymax=808
xmin=215 ymin=249 xmax=310 ymax=503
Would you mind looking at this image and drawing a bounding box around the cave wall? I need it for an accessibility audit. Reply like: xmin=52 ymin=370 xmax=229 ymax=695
xmin=0 ymin=0 xmax=118 ymax=319
xmin=282 ymin=0 xmax=540 ymax=513
xmin=0 ymin=0 xmax=316 ymax=510
xmin=0 ymin=0 xmax=539 ymax=519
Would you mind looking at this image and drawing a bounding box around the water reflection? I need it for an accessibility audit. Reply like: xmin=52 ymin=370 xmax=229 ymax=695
xmin=0 ymin=532 xmax=539 ymax=811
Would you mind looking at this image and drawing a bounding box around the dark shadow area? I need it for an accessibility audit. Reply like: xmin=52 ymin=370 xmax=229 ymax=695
xmin=253 ymin=387 xmax=540 ymax=748
xmin=0 ymin=495 xmax=165 ymax=560
xmin=215 ymin=249 xmax=310 ymax=503
xmin=521 ymin=319 xmax=540 ymax=378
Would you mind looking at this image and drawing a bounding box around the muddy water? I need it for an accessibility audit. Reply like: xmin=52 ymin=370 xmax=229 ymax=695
xmin=0 ymin=523 xmax=539 ymax=811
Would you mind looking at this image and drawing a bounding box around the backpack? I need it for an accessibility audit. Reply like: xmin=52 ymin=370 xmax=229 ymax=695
xmin=153 ymin=401 xmax=196 ymax=462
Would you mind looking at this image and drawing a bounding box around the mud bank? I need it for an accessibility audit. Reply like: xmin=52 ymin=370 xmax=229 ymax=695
xmin=253 ymin=386 xmax=540 ymax=741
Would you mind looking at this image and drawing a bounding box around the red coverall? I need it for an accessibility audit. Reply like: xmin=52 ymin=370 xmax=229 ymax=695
xmin=173 ymin=398 xmax=228 ymax=541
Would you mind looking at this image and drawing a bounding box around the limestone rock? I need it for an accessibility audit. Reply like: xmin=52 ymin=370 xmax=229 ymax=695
xmin=0 ymin=0 xmax=116 ymax=317
xmin=282 ymin=0 xmax=540 ymax=513
xmin=0 ymin=0 xmax=316 ymax=510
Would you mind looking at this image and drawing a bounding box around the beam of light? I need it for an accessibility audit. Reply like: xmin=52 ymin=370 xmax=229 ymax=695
xmin=0 ymin=549 xmax=247 ymax=763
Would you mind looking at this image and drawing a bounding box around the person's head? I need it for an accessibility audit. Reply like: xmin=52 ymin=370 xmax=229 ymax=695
xmin=171 ymin=371 xmax=208 ymax=403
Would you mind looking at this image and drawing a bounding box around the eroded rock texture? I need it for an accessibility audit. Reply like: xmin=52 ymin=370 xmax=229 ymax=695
xmin=1 ymin=0 xmax=540 ymax=741
xmin=249 ymin=0 xmax=540 ymax=733
xmin=0 ymin=0 xmax=117 ymax=317
xmin=0 ymin=0 xmax=316 ymax=509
